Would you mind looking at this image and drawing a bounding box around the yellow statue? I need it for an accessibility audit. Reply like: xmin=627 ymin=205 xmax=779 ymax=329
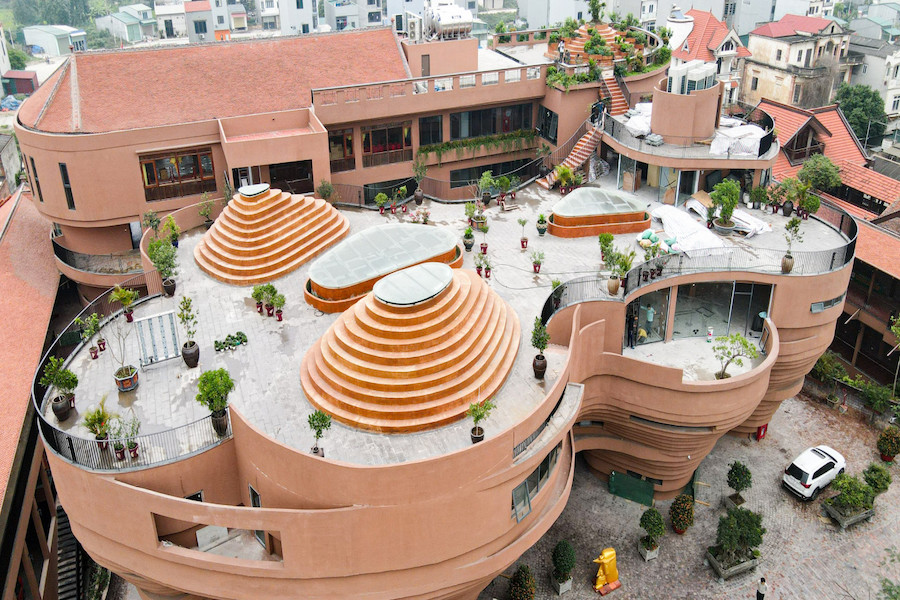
xmin=593 ymin=548 xmax=621 ymax=595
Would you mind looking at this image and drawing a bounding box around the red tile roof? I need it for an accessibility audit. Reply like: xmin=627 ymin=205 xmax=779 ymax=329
xmin=819 ymin=191 xmax=878 ymax=221
xmin=854 ymin=220 xmax=900 ymax=279
xmin=3 ymin=70 xmax=38 ymax=79
xmin=673 ymin=10 xmax=750 ymax=63
xmin=184 ymin=1 xmax=211 ymax=12
xmin=20 ymin=28 xmax=410 ymax=133
xmin=750 ymin=14 xmax=834 ymax=37
xmin=837 ymin=160 xmax=900 ymax=207
xmin=0 ymin=189 xmax=58 ymax=506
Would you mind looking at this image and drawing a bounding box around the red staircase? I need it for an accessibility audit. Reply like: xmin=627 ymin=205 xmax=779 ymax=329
xmin=603 ymin=77 xmax=628 ymax=116
xmin=537 ymin=125 xmax=603 ymax=189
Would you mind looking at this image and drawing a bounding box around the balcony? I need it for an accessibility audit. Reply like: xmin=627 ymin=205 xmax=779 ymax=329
xmin=784 ymin=142 xmax=825 ymax=164
xmin=52 ymin=235 xmax=143 ymax=287
xmin=362 ymin=148 xmax=412 ymax=168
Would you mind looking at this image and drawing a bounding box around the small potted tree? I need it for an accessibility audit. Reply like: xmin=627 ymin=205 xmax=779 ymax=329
xmin=710 ymin=179 xmax=740 ymax=235
xmin=111 ymin=286 xmax=139 ymax=323
xmin=783 ymin=216 xmax=803 ymax=273
xmin=107 ymin=313 xmax=139 ymax=392
xmin=261 ymin=283 xmax=278 ymax=317
xmin=375 ymin=192 xmax=389 ymax=214
xmin=509 ymin=175 xmax=520 ymax=199
xmin=536 ymin=214 xmax=548 ymax=237
xmin=273 ymin=293 xmax=286 ymax=322
xmin=669 ymin=493 xmax=694 ymax=534
xmin=178 ymin=295 xmax=199 ymax=368
xmin=551 ymin=540 xmax=576 ymax=594
xmin=551 ymin=279 xmax=564 ymax=309
xmin=75 ymin=312 xmax=101 ymax=359
xmin=474 ymin=253 xmax=484 ymax=277
xmin=598 ymin=233 xmax=613 ymax=262
xmin=555 ymin=165 xmax=574 ymax=194
xmin=466 ymin=398 xmax=496 ymax=443
xmin=123 ymin=412 xmax=141 ymax=459
xmin=509 ymin=564 xmax=536 ymax=600
xmin=142 ymin=210 xmax=161 ymax=238
xmin=725 ymin=461 xmax=752 ymax=510
xmin=413 ymin=155 xmax=427 ymax=205
xmin=706 ymin=507 xmax=765 ymax=579
xmin=877 ymin=425 xmax=900 ymax=462
xmin=530 ymin=250 xmax=545 ymax=273
xmin=480 ymin=223 xmax=490 ymax=254
xmin=308 ymin=410 xmax=332 ymax=457
xmin=40 ymin=356 xmax=78 ymax=420
xmin=483 ymin=255 xmax=493 ymax=279
xmin=199 ymin=192 xmax=215 ymax=229
xmin=148 ymin=238 xmax=177 ymax=296
xmin=111 ymin=418 xmax=127 ymax=461
xmin=532 ymin=316 xmax=550 ymax=379
xmin=863 ymin=462 xmax=892 ymax=495
xmin=497 ymin=175 xmax=511 ymax=202
xmin=82 ymin=397 xmax=115 ymax=450
xmin=638 ymin=507 xmax=665 ymax=561
xmin=478 ymin=171 xmax=495 ymax=205
xmin=163 ymin=214 xmax=181 ymax=248
xmin=251 ymin=285 xmax=266 ymax=314
xmin=518 ymin=217 xmax=528 ymax=249
xmin=713 ymin=333 xmax=759 ymax=379
xmin=316 ymin=180 xmax=335 ymax=202
xmin=196 ymin=368 xmax=234 ymax=436
xmin=462 ymin=226 xmax=475 ymax=252
xmin=823 ymin=473 xmax=875 ymax=529
xmin=749 ymin=186 xmax=768 ymax=210
xmin=395 ymin=185 xmax=408 ymax=213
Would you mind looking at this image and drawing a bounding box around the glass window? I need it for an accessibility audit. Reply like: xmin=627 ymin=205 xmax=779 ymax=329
xmin=512 ymin=481 xmax=531 ymax=522
xmin=450 ymin=104 xmax=532 ymax=140
xmin=419 ymin=115 xmax=442 ymax=146
xmin=626 ymin=288 xmax=669 ymax=347
xmin=537 ymin=106 xmax=558 ymax=144
xmin=361 ymin=122 xmax=413 ymax=167
xmin=673 ymin=282 xmax=734 ymax=339
xmin=329 ymin=129 xmax=354 ymax=172
xmin=59 ymin=163 xmax=75 ymax=210
xmin=139 ymin=147 xmax=216 ymax=202
xmin=30 ymin=157 xmax=43 ymax=203
xmin=194 ymin=20 xmax=207 ymax=34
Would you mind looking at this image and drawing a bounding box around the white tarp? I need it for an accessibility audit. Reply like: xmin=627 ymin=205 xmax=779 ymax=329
xmin=625 ymin=102 xmax=653 ymax=137
xmin=709 ymin=123 xmax=766 ymax=157
xmin=651 ymin=205 xmax=725 ymax=254
xmin=684 ymin=199 xmax=773 ymax=238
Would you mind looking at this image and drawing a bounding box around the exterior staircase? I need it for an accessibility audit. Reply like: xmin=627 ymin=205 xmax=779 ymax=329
xmin=537 ymin=125 xmax=604 ymax=189
xmin=301 ymin=270 xmax=520 ymax=433
xmin=194 ymin=186 xmax=349 ymax=286
xmin=562 ymin=24 xmax=618 ymax=63
xmin=56 ymin=506 xmax=84 ymax=600
xmin=603 ymin=77 xmax=629 ymax=116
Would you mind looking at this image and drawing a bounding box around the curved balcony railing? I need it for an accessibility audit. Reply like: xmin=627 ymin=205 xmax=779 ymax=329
xmin=52 ymin=235 xmax=143 ymax=275
xmin=541 ymin=199 xmax=857 ymax=324
xmin=31 ymin=273 xmax=233 ymax=472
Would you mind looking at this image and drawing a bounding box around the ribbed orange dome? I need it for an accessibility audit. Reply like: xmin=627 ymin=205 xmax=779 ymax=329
xmin=194 ymin=184 xmax=349 ymax=285
xmin=300 ymin=267 xmax=520 ymax=433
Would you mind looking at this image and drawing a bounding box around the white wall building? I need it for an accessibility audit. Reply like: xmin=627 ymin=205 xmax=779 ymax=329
xmin=260 ymin=0 xmax=280 ymax=29
xmin=155 ymin=1 xmax=187 ymax=38
xmin=23 ymin=25 xmax=86 ymax=56
xmin=848 ymin=34 xmax=900 ymax=132
xmin=280 ymin=0 xmax=317 ymax=34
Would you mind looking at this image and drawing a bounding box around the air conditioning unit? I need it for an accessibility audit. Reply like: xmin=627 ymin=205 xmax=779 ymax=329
xmin=199 ymin=33 xmax=205 ymax=39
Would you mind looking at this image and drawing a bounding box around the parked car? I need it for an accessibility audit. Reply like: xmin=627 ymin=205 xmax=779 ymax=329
xmin=782 ymin=445 xmax=846 ymax=500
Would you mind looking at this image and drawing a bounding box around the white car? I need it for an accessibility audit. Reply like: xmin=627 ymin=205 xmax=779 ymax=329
xmin=782 ymin=445 xmax=846 ymax=500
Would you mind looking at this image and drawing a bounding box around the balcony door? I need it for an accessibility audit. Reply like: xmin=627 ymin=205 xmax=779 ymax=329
xmin=248 ymin=485 xmax=265 ymax=547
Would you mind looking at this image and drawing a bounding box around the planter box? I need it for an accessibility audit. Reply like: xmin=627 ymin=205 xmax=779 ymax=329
xmin=550 ymin=575 xmax=572 ymax=595
xmin=723 ymin=493 xmax=745 ymax=511
xmin=705 ymin=549 xmax=758 ymax=582
xmin=822 ymin=501 xmax=875 ymax=530
xmin=638 ymin=541 xmax=659 ymax=561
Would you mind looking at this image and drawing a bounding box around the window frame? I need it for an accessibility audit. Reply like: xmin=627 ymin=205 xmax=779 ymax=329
xmin=139 ymin=147 xmax=216 ymax=202
xmin=59 ymin=163 xmax=75 ymax=210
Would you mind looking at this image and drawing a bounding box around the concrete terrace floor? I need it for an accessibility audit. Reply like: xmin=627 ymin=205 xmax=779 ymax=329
xmin=47 ymin=171 xmax=848 ymax=466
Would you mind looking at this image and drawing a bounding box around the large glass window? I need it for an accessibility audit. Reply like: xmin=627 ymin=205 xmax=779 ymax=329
xmin=449 ymin=103 xmax=532 ymax=140
xmin=30 ymin=157 xmax=43 ymax=203
xmin=328 ymin=129 xmax=354 ymax=172
xmin=626 ymin=288 xmax=669 ymax=347
xmin=419 ymin=115 xmax=443 ymax=146
xmin=537 ymin=106 xmax=558 ymax=144
xmin=511 ymin=443 xmax=561 ymax=522
xmin=362 ymin=122 xmax=412 ymax=167
xmin=449 ymin=158 xmax=531 ymax=188
xmin=59 ymin=163 xmax=75 ymax=210
xmin=140 ymin=147 xmax=216 ymax=202
xmin=672 ymin=282 xmax=771 ymax=339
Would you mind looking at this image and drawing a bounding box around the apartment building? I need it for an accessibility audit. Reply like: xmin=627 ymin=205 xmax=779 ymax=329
xmin=848 ymin=35 xmax=900 ymax=133
xmin=156 ymin=0 xmax=187 ymax=38
xmin=279 ymin=0 xmax=316 ymax=34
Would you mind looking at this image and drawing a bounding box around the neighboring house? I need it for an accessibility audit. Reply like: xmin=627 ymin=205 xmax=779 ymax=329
xmin=1 ymin=70 xmax=39 ymax=96
xmin=773 ymin=0 xmax=835 ymax=19
xmin=121 ymin=3 xmax=158 ymax=37
xmin=280 ymin=0 xmax=316 ymax=34
xmin=23 ymin=25 xmax=87 ymax=56
xmin=0 ymin=134 xmax=21 ymax=195
xmin=481 ymin=0 xmax=502 ymax=8
xmin=742 ymin=14 xmax=854 ymax=108
xmin=325 ymin=0 xmax=360 ymax=30
xmin=260 ymin=0 xmax=281 ymax=29
xmin=848 ymin=15 xmax=900 ymax=42
xmin=383 ymin=0 xmax=426 ymax=27
xmin=185 ymin=0 xmax=215 ymax=42
xmin=229 ymin=3 xmax=249 ymax=30
xmin=848 ymin=35 xmax=900 ymax=133
xmin=0 ymin=25 xmax=11 ymax=74
xmin=156 ymin=0 xmax=187 ymax=38
xmin=867 ymin=1 xmax=900 ymax=28
xmin=95 ymin=12 xmax=144 ymax=43
xmin=207 ymin=0 xmax=233 ymax=38
xmin=671 ymin=9 xmax=750 ymax=105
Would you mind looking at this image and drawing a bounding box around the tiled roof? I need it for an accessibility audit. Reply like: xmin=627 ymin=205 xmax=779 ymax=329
xmin=112 ymin=11 xmax=141 ymax=24
xmin=673 ymin=10 xmax=750 ymax=63
xmin=809 ymin=104 xmax=868 ymax=166
xmin=751 ymin=14 xmax=834 ymax=38
xmin=2 ymin=70 xmax=37 ymax=78
xmin=837 ymin=160 xmax=900 ymax=207
xmin=184 ymin=1 xmax=211 ymax=12
xmin=758 ymin=98 xmax=827 ymax=147
xmin=820 ymin=191 xmax=878 ymax=221
xmin=0 ymin=190 xmax=58 ymax=507
xmin=20 ymin=29 xmax=410 ymax=133
xmin=854 ymin=220 xmax=900 ymax=279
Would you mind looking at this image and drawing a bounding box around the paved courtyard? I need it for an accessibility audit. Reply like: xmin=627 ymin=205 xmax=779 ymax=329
xmin=479 ymin=394 xmax=900 ymax=600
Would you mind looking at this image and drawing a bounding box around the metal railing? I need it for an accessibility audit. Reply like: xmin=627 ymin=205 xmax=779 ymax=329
xmin=540 ymin=199 xmax=858 ymax=324
xmin=32 ymin=274 xmax=233 ymax=472
xmin=547 ymin=119 xmax=592 ymax=168
xmin=52 ymin=235 xmax=143 ymax=275
xmin=784 ymin=143 xmax=825 ymax=163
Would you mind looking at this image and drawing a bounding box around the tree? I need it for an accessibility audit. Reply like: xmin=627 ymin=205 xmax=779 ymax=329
xmin=8 ymin=48 xmax=27 ymax=71
xmin=713 ymin=333 xmax=760 ymax=379
xmin=727 ymin=461 xmax=752 ymax=498
xmin=551 ymin=540 xmax=576 ymax=583
xmin=588 ymin=0 xmax=603 ymax=22
xmin=13 ymin=0 xmax=41 ymax=27
xmin=710 ymin=179 xmax=740 ymax=227
xmin=509 ymin=565 xmax=536 ymax=600
xmin=41 ymin=0 xmax=72 ymax=26
xmin=798 ymin=154 xmax=841 ymax=192
xmin=835 ymin=83 xmax=888 ymax=145
xmin=714 ymin=507 xmax=765 ymax=568
xmin=639 ymin=507 xmax=665 ymax=550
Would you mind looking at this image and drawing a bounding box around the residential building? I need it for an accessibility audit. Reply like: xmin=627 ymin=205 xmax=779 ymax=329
xmin=23 ymin=26 xmax=87 ymax=56
xmin=670 ymin=9 xmax=750 ymax=105
xmin=260 ymin=0 xmax=281 ymax=30
xmin=2 ymin=70 xmax=39 ymax=96
xmin=384 ymin=0 xmax=426 ymax=26
xmin=185 ymin=1 xmax=215 ymax=42
xmin=867 ymin=1 xmax=900 ymax=28
xmin=773 ymin=0 xmax=835 ymax=19
xmin=0 ymin=134 xmax=23 ymax=196
xmin=848 ymin=35 xmax=900 ymax=133
xmin=325 ymin=0 xmax=361 ymax=30
xmin=229 ymin=3 xmax=249 ymax=30
xmin=0 ymin=25 xmax=10 ymax=75
xmin=156 ymin=0 xmax=187 ymax=38
xmin=279 ymin=0 xmax=316 ymax=35
xmin=481 ymin=0 xmax=502 ymax=8
xmin=121 ymin=4 xmax=158 ymax=37
xmin=518 ymin=0 xmax=589 ymax=29
xmin=95 ymin=12 xmax=145 ymax=43
xmin=741 ymin=14 xmax=854 ymax=109
xmin=207 ymin=0 xmax=234 ymax=37
xmin=15 ymin=26 xmax=857 ymax=600
xmin=848 ymin=15 xmax=900 ymax=42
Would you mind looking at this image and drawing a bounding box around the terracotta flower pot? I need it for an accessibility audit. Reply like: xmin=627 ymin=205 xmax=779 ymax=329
xmin=124 ymin=309 xmax=134 ymax=323
xmin=480 ymin=243 xmax=488 ymax=254
xmin=881 ymin=453 xmax=895 ymax=462
xmin=533 ymin=263 xmax=541 ymax=273
xmin=89 ymin=346 xmax=99 ymax=360
xmin=521 ymin=238 xmax=528 ymax=249
xmin=673 ymin=527 xmax=686 ymax=535
xmin=98 ymin=339 xmax=106 ymax=351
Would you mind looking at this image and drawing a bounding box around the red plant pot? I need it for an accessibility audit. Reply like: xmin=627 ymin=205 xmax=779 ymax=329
xmin=114 ymin=447 xmax=126 ymax=461
xmin=98 ymin=339 xmax=106 ymax=351
xmin=256 ymin=301 xmax=263 ymax=314
xmin=484 ymin=268 xmax=491 ymax=279
xmin=276 ymin=310 xmax=283 ymax=322
xmin=673 ymin=527 xmax=686 ymax=535
xmin=480 ymin=243 xmax=488 ymax=254
xmin=402 ymin=205 xmax=408 ymax=213
xmin=521 ymin=238 xmax=528 ymax=249
xmin=128 ymin=443 xmax=139 ymax=459
xmin=881 ymin=453 xmax=895 ymax=462
xmin=96 ymin=436 xmax=108 ymax=451
xmin=391 ymin=206 xmax=397 ymax=214
xmin=124 ymin=309 xmax=134 ymax=323
xmin=533 ymin=263 xmax=541 ymax=273
xmin=379 ymin=206 xmax=385 ymax=214
xmin=89 ymin=347 xmax=99 ymax=360
xmin=265 ymin=305 xmax=275 ymax=317
xmin=475 ymin=266 xmax=483 ymax=276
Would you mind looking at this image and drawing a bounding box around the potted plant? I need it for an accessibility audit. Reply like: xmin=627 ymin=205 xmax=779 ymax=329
xmin=273 ymin=293 xmax=286 ymax=321
xmin=555 ymin=165 xmax=574 ymax=194
xmin=823 ymin=473 xmax=875 ymax=529
xmin=706 ymin=507 xmax=765 ymax=579
xmin=483 ymin=255 xmax=493 ymax=279
xmin=111 ymin=418 xmax=127 ymax=461
xmin=251 ymin=285 xmax=266 ymax=314
xmin=878 ymin=425 xmax=900 ymax=462
xmin=196 ymin=368 xmax=234 ymax=437
xmin=509 ymin=564 xmax=536 ymax=600
xmin=123 ymin=412 xmax=141 ymax=459
xmin=148 ymin=238 xmax=177 ymax=296
xmin=669 ymin=493 xmax=694 ymax=534
xmin=530 ymin=250 xmax=544 ymax=273
xmin=509 ymin=175 xmax=520 ymax=199
xmin=863 ymin=462 xmax=892 ymax=495
xmin=261 ymin=283 xmax=278 ymax=316
xmin=607 ymin=248 xmax=634 ymax=296
xmin=316 ymin=180 xmax=335 ymax=201
xmin=466 ymin=398 xmax=496 ymax=443
xmin=110 ymin=286 xmax=139 ymax=323
xmin=713 ymin=333 xmax=759 ymax=379
xmin=598 ymin=233 xmax=613 ymax=262
xmin=375 ymin=192 xmax=389 ymax=214
xmin=551 ymin=279 xmax=564 ymax=308
xmin=75 ymin=312 xmax=101 ymax=359
xmin=518 ymin=217 xmax=529 ymax=249
xmin=638 ymin=507 xmax=665 ymax=561
xmin=462 ymin=226 xmax=476 ymax=252
xmin=497 ymin=175 xmax=511 ymax=201
xmin=107 ymin=313 xmax=139 ymax=392
xmin=532 ymin=316 xmax=550 ymax=379
xmin=725 ymin=461 xmax=752 ymax=510
xmin=82 ymin=397 xmax=115 ymax=450
xmin=308 ymin=409 xmax=332 ymax=457
xmin=178 ymin=295 xmax=200 ymax=368
xmin=749 ymin=186 xmax=768 ymax=210
xmin=474 ymin=253 xmax=484 ymax=277
xmin=478 ymin=171 xmax=495 ymax=205
xmin=464 ymin=201 xmax=477 ymax=226
xmin=536 ymin=214 xmax=548 ymax=236
xmin=396 ymin=185 xmax=408 ymax=213
xmin=40 ymin=356 xmax=78 ymax=420
xmin=142 ymin=210 xmax=161 ymax=238
xmin=199 ymin=192 xmax=214 ymax=228
xmin=480 ymin=223 xmax=490 ymax=254
xmin=710 ymin=179 xmax=740 ymax=235
xmin=551 ymin=540 xmax=576 ymax=593
xmin=413 ymin=156 xmax=427 ymax=205
xmin=163 ymin=214 xmax=181 ymax=248
xmin=782 ymin=216 xmax=802 ymax=274
xmin=572 ymin=171 xmax=584 ymax=190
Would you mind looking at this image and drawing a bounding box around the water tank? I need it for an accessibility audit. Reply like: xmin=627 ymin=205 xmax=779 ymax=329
xmin=425 ymin=0 xmax=472 ymax=39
